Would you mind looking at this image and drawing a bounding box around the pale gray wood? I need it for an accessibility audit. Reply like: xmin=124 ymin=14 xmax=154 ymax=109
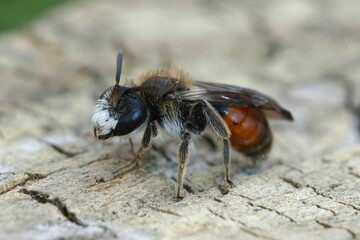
xmin=0 ymin=1 xmax=360 ymax=239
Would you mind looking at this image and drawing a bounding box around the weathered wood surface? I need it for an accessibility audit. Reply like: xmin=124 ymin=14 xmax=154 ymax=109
xmin=1 ymin=1 xmax=360 ymax=239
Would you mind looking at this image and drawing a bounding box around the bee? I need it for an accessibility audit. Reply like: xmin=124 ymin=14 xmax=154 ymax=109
xmin=92 ymin=51 xmax=293 ymax=199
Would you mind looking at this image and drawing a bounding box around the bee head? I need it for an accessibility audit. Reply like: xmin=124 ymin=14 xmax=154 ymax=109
xmin=92 ymin=50 xmax=147 ymax=140
xmin=92 ymin=85 xmax=147 ymax=140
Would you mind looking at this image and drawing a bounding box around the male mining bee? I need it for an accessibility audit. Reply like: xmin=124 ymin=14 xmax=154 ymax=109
xmin=92 ymin=51 xmax=293 ymax=199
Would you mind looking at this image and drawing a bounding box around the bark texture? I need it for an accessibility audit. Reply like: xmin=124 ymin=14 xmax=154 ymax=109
xmin=1 ymin=1 xmax=360 ymax=239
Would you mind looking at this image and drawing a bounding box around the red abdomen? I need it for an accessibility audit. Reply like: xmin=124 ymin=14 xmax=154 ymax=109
xmin=221 ymin=106 xmax=272 ymax=158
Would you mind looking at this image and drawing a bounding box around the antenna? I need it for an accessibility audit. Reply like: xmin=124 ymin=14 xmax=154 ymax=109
xmin=115 ymin=50 xmax=123 ymax=86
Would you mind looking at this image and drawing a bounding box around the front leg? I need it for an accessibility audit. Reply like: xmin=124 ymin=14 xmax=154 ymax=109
xmin=134 ymin=122 xmax=157 ymax=168
xmin=176 ymin=132 xmax=191 ymax=200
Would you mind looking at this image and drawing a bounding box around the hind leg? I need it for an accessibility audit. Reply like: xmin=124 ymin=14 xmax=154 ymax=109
xmin=176 ymin=132 xmax=191 ymax=200
xmin=223 ymin=139 xmax=235 ymax=187
xmin=199 ymin=100 xmax=235 ymax=187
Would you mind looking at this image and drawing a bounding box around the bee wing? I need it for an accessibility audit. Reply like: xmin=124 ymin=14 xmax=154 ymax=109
xmin=170 ymin=81 xmax=293 ymax=121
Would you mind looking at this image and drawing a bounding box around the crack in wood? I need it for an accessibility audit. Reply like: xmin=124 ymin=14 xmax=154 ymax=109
xmin=207 ymin=208 xmax=278 ymax=240
xmin=212 ymin=197 xmax=231 ymax=207
xmin=240 ymin=228 xmax=278 ymax=240
xmin=230 ymin=193 xmax=296 ymax=223
xmin=314 ymin=204 xmax=337 ymax=216
xmin=316 ymin=220 xmax=356 ymax=239
xmin=152 ymin=207 xmax=182 ymax=217
xmin=25 ymin=172 xmax=46 ymax=180
xmin=0 ymin=153 xmax=111 ymax=195
xmin=18 ymin=188 xmax=118 ymax=238
xmin=207 ymin=207 xmax=226 ymax=220
xmin=0 ymin=173 xmax=46 ymax=195
xmin=91 ymin=171 xmax=147 ymax=191
xmin=19 ymin=188 xmax=86 ymax=227
xmin=78 ymin=154 xmax=112 ymax=168
xmin=112 ymin=162 xmax=139 ymax=179
xmin=24 ymin=154 xmax=114 ymax=182
xmin=308 ymin=185 xmax=360 ymax=212
xmin=301 ymin=200 xmax=337 ymax=216
xmin=279 ymin=176 xmax=302 ymax=189
xmin=230 ymin=192 xmax=259 ymax=201
xmin=253 ymin=204 xmax=296 ymax=223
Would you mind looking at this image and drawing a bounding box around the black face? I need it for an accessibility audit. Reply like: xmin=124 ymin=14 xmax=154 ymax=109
xmin=94 ymin=86 xmax=147 ymax=140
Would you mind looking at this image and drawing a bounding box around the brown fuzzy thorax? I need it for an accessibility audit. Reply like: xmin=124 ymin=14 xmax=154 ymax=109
xmin=129 ymin=69 xmax=194 ymax=135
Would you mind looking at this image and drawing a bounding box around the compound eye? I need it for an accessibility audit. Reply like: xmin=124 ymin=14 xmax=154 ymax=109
xmin=113 ymin=108 xmax=146 ymax=135
xmin=112 ymin=92 xmax=147 ymax=136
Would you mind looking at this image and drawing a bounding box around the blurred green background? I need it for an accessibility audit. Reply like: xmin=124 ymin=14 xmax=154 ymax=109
xmin=0 ymin=0 xmax=72 ymax=32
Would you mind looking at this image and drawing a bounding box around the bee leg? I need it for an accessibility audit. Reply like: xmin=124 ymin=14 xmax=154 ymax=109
xmin=223 ymin=139 xmax=235 ymax=188
xmin=129 ymin=138 xmax=136 ymax=158
xmin=200 ymin=100 xmax=230 ymax=139
xmin=198 ymin=100 xmax=235 ymax=188
xmin=134 ymin=122 xmax=157 ymax=168
xmin=176 ymin=132 xmax=191 ymax=200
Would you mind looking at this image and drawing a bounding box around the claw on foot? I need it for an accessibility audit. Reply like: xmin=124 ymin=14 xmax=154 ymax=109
xmin=226 ymin=179 xmax=236 ymax=188
xmin=176 ymin=195 xmax=184 ymax=201
xmin=220 ymin=179 xmax=236 ymax=195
